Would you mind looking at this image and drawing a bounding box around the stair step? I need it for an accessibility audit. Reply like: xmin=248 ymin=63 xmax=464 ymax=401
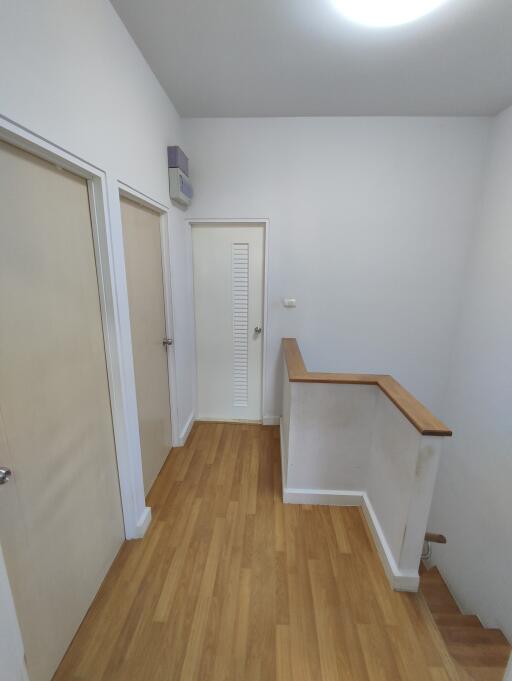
xmin=434 ymin=614 xmax=482 ymax=628
xmin=420 ymin=565 xmax=511 ymax=679
xmin=421 ymin=566 xmax=444 ymax=581
xmin=453 ymin=660 xmax=477 ymax=681
xmin=440 ymin=627 xmax=510 ymax=647
xmin=464 ymin=666 xmax=509 ymax=681
xmin=448 ymin=642 xmax=511 ymax=668
xmin=420 ymin=570 xmax=461 ymax=615
xmin=419 ymin=561 xmax=428 ymax=575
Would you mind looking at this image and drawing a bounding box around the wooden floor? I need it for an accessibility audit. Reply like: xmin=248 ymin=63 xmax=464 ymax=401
xmin=53 ymin=422 xmax=464 ymax=681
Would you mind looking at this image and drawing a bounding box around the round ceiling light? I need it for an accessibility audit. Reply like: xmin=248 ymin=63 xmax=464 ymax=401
xmin=332 ymin=0 xmax=450 ymax=27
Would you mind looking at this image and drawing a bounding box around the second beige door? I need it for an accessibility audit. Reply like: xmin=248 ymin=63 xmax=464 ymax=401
xmin=121 ymin=197 xmax=172 ymax=494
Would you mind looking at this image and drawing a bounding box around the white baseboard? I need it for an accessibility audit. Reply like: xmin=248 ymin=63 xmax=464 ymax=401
xmin=283 ymin=488 xmax=364 ymax=506
xmin=279 ymin=418 xmax=287 ymax=490
xmin=178 ymin=412 xmax=195 ymax=446
xmin=195 ymin=416 xmax=261 ymax=424
xmin=263 ymin=415 xmax=280 ymax=426
xmin=361 ymin=493 xmax=419 ymax=592
xmin=134 ymin=506 xmax=152 ymax=539
xmin=281 ymin=484 xmax=419 ymax=592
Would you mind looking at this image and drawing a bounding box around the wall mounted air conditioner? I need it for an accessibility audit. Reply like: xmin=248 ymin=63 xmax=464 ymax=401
xmin=169 ymin=167 xmax=193 ymax=207
xmin=168 ymin=146 xmax=193 ymax=207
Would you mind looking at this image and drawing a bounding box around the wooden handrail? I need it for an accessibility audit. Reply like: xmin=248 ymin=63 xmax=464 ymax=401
xmin=425 ymin=532 xmax=447 ymax=544
xmin=282 ymin=338 xmax=452 ymax=437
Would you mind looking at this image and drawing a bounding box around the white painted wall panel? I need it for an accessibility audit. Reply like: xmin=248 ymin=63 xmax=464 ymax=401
xmin=286 ymin=383 xmax=377 ymax=491
xmin=367 ymin=391 xmax=423 ymax=565
xmin=184 ymin=117 xmax=490 ymax=422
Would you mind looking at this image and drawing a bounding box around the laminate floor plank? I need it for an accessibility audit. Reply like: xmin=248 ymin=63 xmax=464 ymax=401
xmin=53 ymin=423 xmax=463 ymax=681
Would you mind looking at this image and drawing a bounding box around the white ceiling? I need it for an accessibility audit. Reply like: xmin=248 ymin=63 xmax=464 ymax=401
xmin=111 ymin=0 xmax=512 ymax=117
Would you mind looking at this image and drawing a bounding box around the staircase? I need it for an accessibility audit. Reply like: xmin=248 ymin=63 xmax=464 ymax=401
xmin=420 ymin=566 xmax=511 ymax=681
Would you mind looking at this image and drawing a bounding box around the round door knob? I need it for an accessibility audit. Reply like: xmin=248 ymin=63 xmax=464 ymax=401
xmin=254 ymin=326 xmax=262 ymax=335
xmin=0 ymin=467 xmax=12 ymax=485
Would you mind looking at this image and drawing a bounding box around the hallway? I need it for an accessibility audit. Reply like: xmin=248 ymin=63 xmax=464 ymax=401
xmin=53 ymin=423 xmax=461 ymax=681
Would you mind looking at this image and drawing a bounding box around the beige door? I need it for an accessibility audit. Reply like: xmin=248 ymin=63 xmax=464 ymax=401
xmin=0 ymin=141 xmax=124 ymax=681
xmin=121 ymin=197 xmax=172 ymax=494
xmin=192 ymin=224 xmax=264 ymax=421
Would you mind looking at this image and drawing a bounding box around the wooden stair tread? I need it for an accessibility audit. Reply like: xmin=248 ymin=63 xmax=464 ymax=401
xmin=453 ymin=660 xmax=477 ymax=681
xmin=421 ymin=566 xmax=448 ymax=584
xmin=421 ymin=565 xmax=511 ymax=680
xmin=448 ymin=642 xmax=511 ymax=668
xmin=440 ymin=627 xmax=510 ymax=647
xmin=420 ymin=576 xmax=461 ymax=615
xmin=419 ymin=561 xmax=429 ymax=575
xmin=464 ymin=666 xmax=509 ymax=681
xmin=434 ymin=614 xmax=482 ymax=628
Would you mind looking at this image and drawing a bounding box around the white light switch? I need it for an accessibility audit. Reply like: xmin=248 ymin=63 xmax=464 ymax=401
xmin=283 ymin=298 xmax=296 ymax=308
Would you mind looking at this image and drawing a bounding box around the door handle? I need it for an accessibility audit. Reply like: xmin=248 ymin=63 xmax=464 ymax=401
xmin=0 ymin=467 xmax=12 ymax=485
xmin=163 ymin=338 xmax=174 ymax=347
xmin=254 ymin=326 xmax=262 ymax=335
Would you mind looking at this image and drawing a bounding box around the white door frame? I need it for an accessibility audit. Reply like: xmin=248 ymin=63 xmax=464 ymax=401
xmin=0 ymin=543 xmax=29 ymax=681
xmin=187 ymin=218 xmax=271 ymax=424
xmin=0 ymin=114 xmax=152 ymax=679
xmin=119 ymin=182 xmax=180 ymax=449
xmin=0 ymin=118 xmax=150 ymax=541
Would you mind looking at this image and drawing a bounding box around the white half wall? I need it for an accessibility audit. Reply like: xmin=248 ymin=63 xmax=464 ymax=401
xmin=286 ymin=383 xmax=376 ymax=491
xmin=367 ymin=391 xmax=424 ymax=565
xmin=0 ymin=0 xmax=196 ymax=464
xmin=429 ymin=104 xmax=512 ymax=643
xmin=183 ymin=116 xmax=490 ymax=421
xmin=281 ymin=366 xmax=444 ymax=592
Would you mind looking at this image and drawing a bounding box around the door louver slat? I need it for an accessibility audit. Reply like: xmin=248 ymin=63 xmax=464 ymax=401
xmin=232 ymin=243 xmax=249 ymax=407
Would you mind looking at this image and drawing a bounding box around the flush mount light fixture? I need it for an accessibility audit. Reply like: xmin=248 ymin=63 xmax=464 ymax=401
xmin=332 ymin=0 xmax=450 ymax=27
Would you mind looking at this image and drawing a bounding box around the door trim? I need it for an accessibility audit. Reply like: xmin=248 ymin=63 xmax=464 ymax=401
xmin=0 ymin=116 xmax=159 ymax=681
xmin=0 ymin=543 xmax=29 ymax=680
xmin=187 ymin=218 xmax=271 ymax=424
xmin=118 ymin=183 xmax=180 ymax=449
xmin=0 ymin=115 xmax=150 ymax=544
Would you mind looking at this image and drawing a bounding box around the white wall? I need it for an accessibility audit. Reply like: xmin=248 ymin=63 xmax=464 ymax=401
xmin=0 ymin=0 xmax=195 ymax=441
xmin=183 ymin=117 xmax=490 ymax=420
xmin=1 ymin=0 xmax=174 ymax=201
xmin=429 ymin=104 xmax=512 ymax=642
xmin=286 ymin=383 xmax=376 ymax=491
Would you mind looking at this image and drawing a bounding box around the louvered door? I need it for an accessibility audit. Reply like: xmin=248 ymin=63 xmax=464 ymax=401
xmin=192 ymin=224 xmax=264 ymax=421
